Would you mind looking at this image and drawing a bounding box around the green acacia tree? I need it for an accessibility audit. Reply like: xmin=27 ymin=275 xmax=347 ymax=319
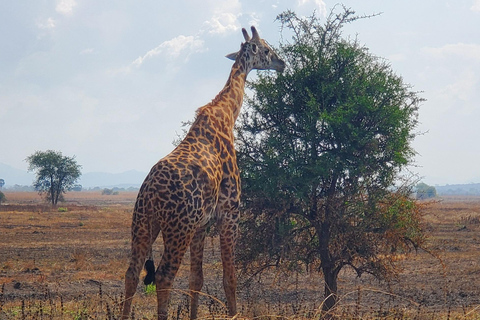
xmin=26 ymin=150 xmax=82 ymax=205
xmin=236 ymin=9 xmax=425 ymax=312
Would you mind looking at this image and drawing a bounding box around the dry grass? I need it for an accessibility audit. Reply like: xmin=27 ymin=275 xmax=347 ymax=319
xmin=1 ymin=192 xmax=480 ymax=319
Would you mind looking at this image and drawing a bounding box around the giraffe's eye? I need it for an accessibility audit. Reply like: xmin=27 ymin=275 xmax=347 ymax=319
xmin=251 ymin=43 xmax=258 ymax=54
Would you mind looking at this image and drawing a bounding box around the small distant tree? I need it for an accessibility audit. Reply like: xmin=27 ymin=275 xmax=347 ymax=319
xmin=102 ymin=188 xmax=120 ymax=195
xmin=0 ymin=191 xmax=6 ymax=204
xmin=26 ymin=150 xmax=82 ymax=205
xmin=416 ymin=182 xmax=437 ymax=199
xmin=72 ymin=184 xmax=83 ymax=192
xmin=0 ymin=179 xmax=5 ymax=189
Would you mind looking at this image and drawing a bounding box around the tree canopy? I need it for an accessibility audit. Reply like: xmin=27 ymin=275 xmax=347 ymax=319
xmin=416 ymin=182 xmax=437 ymax=199
xmin=26 ymin=150 xmax=82 ymax=205
xmin=236 ymin=8 xmax=425 ymax=312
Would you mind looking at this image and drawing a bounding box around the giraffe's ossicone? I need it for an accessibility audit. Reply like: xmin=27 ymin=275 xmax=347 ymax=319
xmin=121 ymin=26 xmax=285 ymax=320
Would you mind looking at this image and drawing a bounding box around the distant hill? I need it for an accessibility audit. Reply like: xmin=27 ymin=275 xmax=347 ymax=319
xmin=0 ymin=163 xmax=35 ymax=187
xmin=78 ymin=170 xmax=147 ymax=188
xmin=2 ymin=161 xmax=479 ymax=194
xmin=435 ymin=183 xmax=480 ymax=196
xmin=0 ymin=162 xmax=146 ymax=189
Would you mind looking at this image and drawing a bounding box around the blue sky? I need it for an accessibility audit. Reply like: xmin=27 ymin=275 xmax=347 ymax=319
xmin=1 ymin=0 xmax=479 ymax=185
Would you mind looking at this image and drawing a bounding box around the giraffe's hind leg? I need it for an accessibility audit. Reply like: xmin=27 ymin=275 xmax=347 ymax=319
xmin=155 ymin=231 xmax=194 ymax=320
xmin=189 ymin=226 xmax=206 ymax=319
xmin=218 ymin=211 xmax=239 ymax=317
xmin=122 ymin=211 xmax=159 ymax=319
xmin=121 ymin=230 xmax=150 ymax=319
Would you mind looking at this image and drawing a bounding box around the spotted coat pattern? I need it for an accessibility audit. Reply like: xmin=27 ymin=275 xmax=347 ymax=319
xmin=121 ymin=26 xmax=285 ymax=320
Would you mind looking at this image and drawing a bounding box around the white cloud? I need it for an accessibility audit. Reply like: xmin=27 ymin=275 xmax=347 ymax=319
xmin=247 ymin=12 xmax=261 ymax=30
xmin=203 ymin=0 xmax=242 ymax=35
xmin=56 ymin=0 xmax=77 ymax=15
xmin=37 ymin=17 xmax=56 ymax=30
xmin=297 ymin=0 xmax=327 ymax=15
xmin=80 ymin=48 xmax=94 ymax=55
xmin=471 ymin=0 xmax=480 ymax=12
xmin=440 ymin=70 xmax=477 ymax=104
xmin=204 ymin=12 xmax=241 ymax=35
xmin=132 ymin=35 xmax=206 ymax=67
xmin=422 ymin=43 xmax=480 ymax=62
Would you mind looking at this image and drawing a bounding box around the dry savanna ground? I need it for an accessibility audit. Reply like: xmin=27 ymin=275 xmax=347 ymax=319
xmin=1 ymin=191 xmax=480 ymax=319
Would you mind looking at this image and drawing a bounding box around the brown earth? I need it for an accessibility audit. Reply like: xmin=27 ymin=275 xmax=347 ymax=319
xmin=1 ymin=191 xmax=480 ymax=319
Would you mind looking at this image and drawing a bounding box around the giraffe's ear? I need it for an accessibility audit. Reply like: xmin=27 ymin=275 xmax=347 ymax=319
xmin=225 ymin=52 xmax=238 ymax=61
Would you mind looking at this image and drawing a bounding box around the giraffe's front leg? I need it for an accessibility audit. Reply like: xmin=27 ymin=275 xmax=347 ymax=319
xmin=189 ymin=226 xmax=206 ymax=319
xmin=218 ymin=210 xmax=239 ymax=317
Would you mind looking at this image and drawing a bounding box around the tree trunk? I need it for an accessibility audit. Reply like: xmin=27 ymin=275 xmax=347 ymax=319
xmin=319 ymin=176 xmax=340 ymax=315
xmin=50 ymin=176 xmax=56 ymax=206
xmin=317 ymin=218 xmax=340 ymax=315
xmin=322 ymin=265 xmax=339 ymax=313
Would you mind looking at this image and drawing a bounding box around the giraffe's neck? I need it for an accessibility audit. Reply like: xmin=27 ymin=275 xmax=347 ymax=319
xmin=206 ymin=61 xmax=248 ymax=124
xmin=187 ymin=59 xmax=248 ymax=149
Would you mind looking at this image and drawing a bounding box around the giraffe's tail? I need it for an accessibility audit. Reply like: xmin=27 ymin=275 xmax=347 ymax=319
xmin=143 ymin=259 xmax=155 ymax=285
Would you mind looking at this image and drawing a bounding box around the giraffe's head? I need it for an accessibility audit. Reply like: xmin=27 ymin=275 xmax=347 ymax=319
xmin=226 ymin=26 xmax=285 ymax=73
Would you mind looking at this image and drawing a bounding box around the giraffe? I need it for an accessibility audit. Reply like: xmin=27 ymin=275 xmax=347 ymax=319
xmin=121 ymin=26 xmax=285 ymax=320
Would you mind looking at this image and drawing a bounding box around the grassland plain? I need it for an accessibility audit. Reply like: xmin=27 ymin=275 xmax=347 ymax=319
xmin=0 ymin=191 xmax=480 ymax=319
